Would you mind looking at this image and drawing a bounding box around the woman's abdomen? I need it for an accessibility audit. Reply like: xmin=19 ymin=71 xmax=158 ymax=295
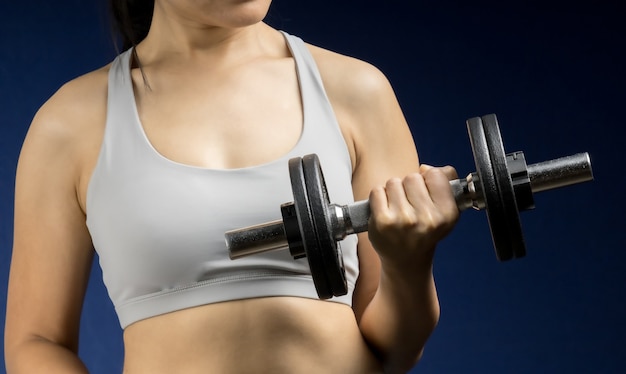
xmin=122 ymin=297 xmax=383 ymax=374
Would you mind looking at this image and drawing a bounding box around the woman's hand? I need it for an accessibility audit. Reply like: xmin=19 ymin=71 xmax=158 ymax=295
xmin=367 ymin=164 xmax=460 ymax=268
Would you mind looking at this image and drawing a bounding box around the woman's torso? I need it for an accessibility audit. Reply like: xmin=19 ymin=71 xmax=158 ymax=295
xmin=75 ymin=26 xmax=382 ymax=372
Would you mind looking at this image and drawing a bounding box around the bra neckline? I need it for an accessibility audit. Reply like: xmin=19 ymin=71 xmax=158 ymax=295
xmin=120 ymin=32 xmax=309 ymax=173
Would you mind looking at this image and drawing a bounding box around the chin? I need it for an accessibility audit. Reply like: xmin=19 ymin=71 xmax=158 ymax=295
xmin=206 ymin=0 xmax=273 ymax=28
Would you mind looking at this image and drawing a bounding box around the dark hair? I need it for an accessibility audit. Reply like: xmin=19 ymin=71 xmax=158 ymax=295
xmin=110 ymin=0 xmax=155 ymax=50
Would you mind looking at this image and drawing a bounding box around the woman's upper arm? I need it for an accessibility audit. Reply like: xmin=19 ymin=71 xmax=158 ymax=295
xmin=314 ymin=48 xmax=422 ymax=319
xmin=5 ymin=86 xmax=97 ymax=357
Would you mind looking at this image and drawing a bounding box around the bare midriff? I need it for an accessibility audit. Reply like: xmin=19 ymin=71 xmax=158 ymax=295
xmin=122 ymin=297 xmax=383 ymax=374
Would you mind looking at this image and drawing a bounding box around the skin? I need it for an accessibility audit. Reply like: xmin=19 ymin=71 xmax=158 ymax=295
xmin=4 ymin=0 xmax=459 ymax=373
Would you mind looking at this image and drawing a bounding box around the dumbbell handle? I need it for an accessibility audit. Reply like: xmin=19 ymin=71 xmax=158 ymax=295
xmin=227 ymin=152 xmax=592 ymax=259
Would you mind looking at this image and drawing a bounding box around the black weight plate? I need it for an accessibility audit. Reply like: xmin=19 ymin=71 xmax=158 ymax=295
xmin=467 ymin=116 xmax=518 ymax=261
xmin=481 ymin=114 xmax=526 ymax=259
xmin=302 ymin=154 xmax=348 ymax=297
xmin=288 ymin=157 xmax=332 ymax=299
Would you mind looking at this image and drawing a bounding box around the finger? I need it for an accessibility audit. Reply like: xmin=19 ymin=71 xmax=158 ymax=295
xmin=420 ymin=164 xmax=458 ymax=180
xmin=385 ymin=177 xmax=416 ymax=210
xmin=402 ymin=173 xmax=433 ymax=210
xmin=369 ymin=185 xmax=390 ymax=215
xmin=421 ymin=167 xmax=459 ymax=213
xmin=440 ymin=165 xmax=459 ymax=180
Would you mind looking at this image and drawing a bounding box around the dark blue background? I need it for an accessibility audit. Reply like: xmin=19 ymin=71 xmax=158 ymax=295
xmin=1 ymin=1 xmax=624 ymax=373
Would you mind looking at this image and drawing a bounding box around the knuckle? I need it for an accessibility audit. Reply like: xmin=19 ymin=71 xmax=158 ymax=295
xmin=403 ymin=173 xmax=424 ymax=186
xmin=419 ymin=209 xmax=453 ymax=233
xmin=372 ymin=210 xmax=395 ymax=228
xmin=397 ymin=209 xmax=418 ymax=229
xmin=370 ymin=185 xmax=385 ymax=198
xmin=386 ymin=177 xmax=403 ymax=189
xmin=420 ymin=212 xmax=440 ymax=232
xmin=443 ymin=165 xmax=459 ymax=180
xmin=424 ymin=167 xmax=444 ymax=180
xmin=373 ymin=209 xmax=417 ymax=230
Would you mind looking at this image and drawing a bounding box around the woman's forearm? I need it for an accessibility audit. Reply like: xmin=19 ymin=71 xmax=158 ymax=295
xmin=358 ymin=256 xmax=440 ymax=374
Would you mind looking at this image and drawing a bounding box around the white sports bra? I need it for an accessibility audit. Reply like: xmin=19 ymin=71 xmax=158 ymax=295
xmin=86 ymin=32 xmax=359 ymax=329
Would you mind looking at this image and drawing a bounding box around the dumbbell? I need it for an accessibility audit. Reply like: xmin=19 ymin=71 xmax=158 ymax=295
xmin=225 ymin=114 xmax=594 ymax=299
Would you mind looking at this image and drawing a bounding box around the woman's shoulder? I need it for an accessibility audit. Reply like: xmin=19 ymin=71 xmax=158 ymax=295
xmin=302 ymin=40 xmax=416 ymax=176
xmin=304 ymin=42 xmax=398 ymax=117
xmin=29 ymin=63 xmax=111 ymax=146
xmin=39 ymin=64 xmax=110 ymax=124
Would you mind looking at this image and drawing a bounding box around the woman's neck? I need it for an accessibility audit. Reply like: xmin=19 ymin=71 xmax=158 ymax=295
xmin=139 ymin=1 xmax=274 ymax=61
